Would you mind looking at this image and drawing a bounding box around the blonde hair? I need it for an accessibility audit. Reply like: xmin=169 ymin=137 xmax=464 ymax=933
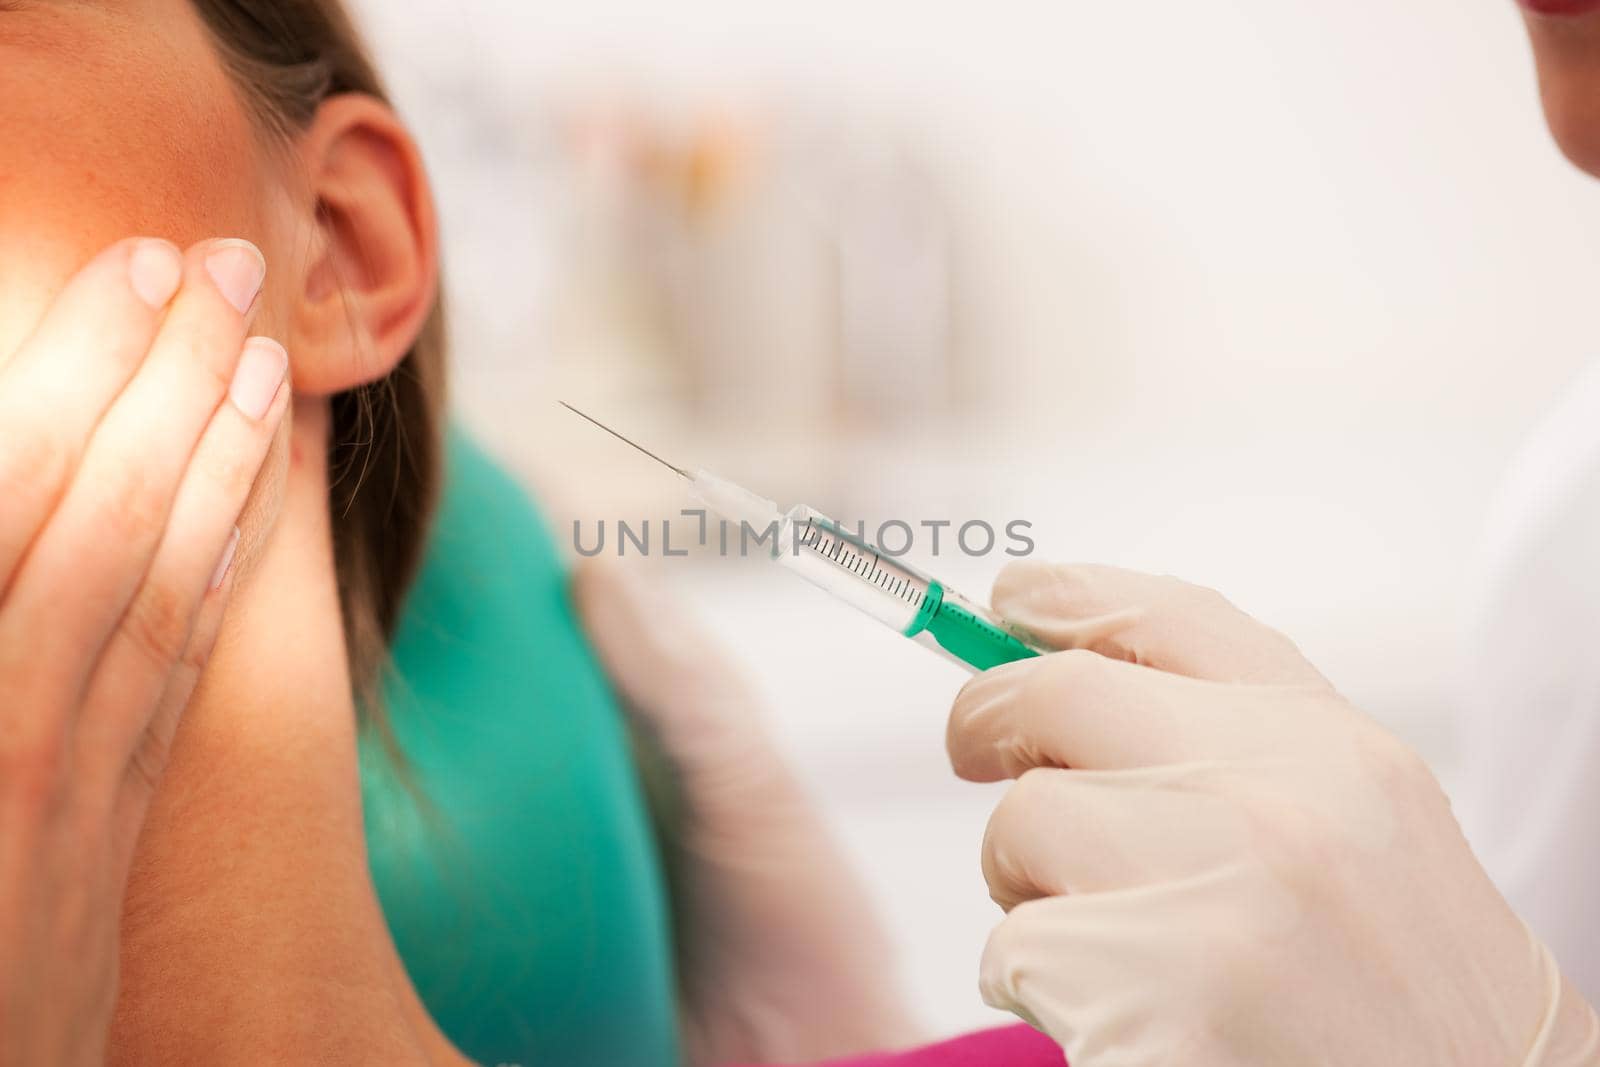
xmin=189 ymin=0 xmax=447 ymax=718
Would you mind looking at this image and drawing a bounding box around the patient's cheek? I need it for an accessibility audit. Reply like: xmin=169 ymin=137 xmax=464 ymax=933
xmin=0 ymin=1 xmax=275 ymax=365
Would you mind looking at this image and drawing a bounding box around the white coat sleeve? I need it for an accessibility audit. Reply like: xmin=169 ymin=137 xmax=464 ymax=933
xmin=1456 ymin=356 xmax=1600 ymax=1006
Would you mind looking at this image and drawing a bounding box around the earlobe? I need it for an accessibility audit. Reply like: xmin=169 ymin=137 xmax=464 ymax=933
xmin=289 ymin=94 xmax=438 ymax=397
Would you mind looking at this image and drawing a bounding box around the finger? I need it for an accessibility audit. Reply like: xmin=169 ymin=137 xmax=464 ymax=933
xmin=947 ymin=648 xmax=1263 ymax=779
xmin=978 ymin=895 xmax=1094 ymax=1045
xmin=978 ymin=860 xmax=1290 ymax=1060
xmin=979 ymin=765 xmax=1252 ymax=910
xmin=0 ymin=240 xmax=266 ymax=704
xmin=0 ymin=238 xmax=184 ymax=590
xmin=991 ymin=561 xmax=1328 ymax=687
xmin=977 ymin=888 xmax=1213 ymax=1057
xmin=77 ymin=339 xmax=287 ymax=786
xmin=118 ymin=540 xmax=239 ymax=834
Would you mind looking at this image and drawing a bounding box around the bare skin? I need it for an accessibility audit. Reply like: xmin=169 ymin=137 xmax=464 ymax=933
xmin=1 ymin=1 xmax=461 ymax=1062
xmin=1523 ymin=7 xmax=1600 ymax=177
xmin=3 ymin=4 xmax=916 ymax=1064
xmin=6 ymin=0 xmax=1600 ymax=1063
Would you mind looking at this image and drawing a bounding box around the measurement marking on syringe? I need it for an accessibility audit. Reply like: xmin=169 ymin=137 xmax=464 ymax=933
xmin=795 ymin=518 xmax=924 ymax=606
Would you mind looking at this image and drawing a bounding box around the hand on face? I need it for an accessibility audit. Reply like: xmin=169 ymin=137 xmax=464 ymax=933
xmin=949 ymin=562 xmax=1600 ymax=1066
xmin=0 ymin=236 xmax=288 ymax=1066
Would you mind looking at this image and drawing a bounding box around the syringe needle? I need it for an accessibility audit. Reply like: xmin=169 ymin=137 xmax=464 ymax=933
xmin=558 ymin=401 xmax=691 ymax=478
xmin=562 ymin=402 xmax=1042 ymax=674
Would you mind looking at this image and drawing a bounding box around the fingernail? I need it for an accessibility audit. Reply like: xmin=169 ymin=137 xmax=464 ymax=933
xmin=205 ymin=238 xmax=266 ymax=314
xmin=230 ymin=337 xmax=288 ymax=420
xmin=210 ymin=526 xmax=240 ymax=591
xmin=129 ymin=239 xmax=183 ymax=309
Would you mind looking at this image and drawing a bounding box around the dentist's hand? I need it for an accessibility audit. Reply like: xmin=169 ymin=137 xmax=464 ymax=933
xmin=0 ymin=237 xmax=287 ymax=1066
xmin=949 ymin=562 xmax=1600 ymax=1067
xmin=574 ymin=559 xmax=923 ymax=1067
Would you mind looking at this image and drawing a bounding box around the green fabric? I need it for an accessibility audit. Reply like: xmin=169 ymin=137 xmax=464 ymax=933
xmin=359 ymin=428 xmax=682 ymax=1067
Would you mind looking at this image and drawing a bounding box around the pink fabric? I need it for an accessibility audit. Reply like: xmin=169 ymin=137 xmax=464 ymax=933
xmin=735 ymin=1024 xmax=1066 ymax=1067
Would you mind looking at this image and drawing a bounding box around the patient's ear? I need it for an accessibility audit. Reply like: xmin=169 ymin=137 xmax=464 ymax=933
xmin=288 ymin=94 xmax=438 ymax=396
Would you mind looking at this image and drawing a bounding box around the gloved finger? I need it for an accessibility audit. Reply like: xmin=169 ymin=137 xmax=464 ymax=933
xmin=977 ymin=867 xmax=1293 ymax=1061
xmin=948 ymin=648 xmax=1259 ymax=779
xmin=992 ymin=561 xmax=1329 ymax=687
xmin=979 ymin=765 xmax=1254 ymax=910
xmin=977 ymin=892 xmax=1186 ymax=1055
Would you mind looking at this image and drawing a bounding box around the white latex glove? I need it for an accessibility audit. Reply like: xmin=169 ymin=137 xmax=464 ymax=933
xmin=947 ymin=561 xmax=1600 ymax=1067
xmin=573 ymin=558 xmax=923 ymax=1067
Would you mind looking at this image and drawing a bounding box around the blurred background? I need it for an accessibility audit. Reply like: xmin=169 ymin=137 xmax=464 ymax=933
xmin=351 ymin=0 xmax=1600 ymax=1037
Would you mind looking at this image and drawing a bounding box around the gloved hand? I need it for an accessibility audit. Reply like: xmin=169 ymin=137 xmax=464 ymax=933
xmin=947 ymin=561 xmax=1600 ymax=1067
xmin=573 ymin=559 xmax=924 ymax=1067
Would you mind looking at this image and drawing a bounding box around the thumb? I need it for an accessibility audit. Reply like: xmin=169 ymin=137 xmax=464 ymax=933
xmin=992 ymin=561 xmax=1329 ymax=688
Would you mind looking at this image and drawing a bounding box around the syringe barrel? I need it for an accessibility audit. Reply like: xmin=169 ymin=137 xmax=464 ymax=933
xmin=772 ymin=506 xmax=1046 ymax=672
xmin=773 ymin=507 xmax=937 ymax=634
xmin=904 ymin=582 xmax=1045 ymax=671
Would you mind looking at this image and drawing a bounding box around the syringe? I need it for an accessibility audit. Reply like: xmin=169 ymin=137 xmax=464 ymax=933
xmin=562 ymin=403 xmax=1047 ymax=673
